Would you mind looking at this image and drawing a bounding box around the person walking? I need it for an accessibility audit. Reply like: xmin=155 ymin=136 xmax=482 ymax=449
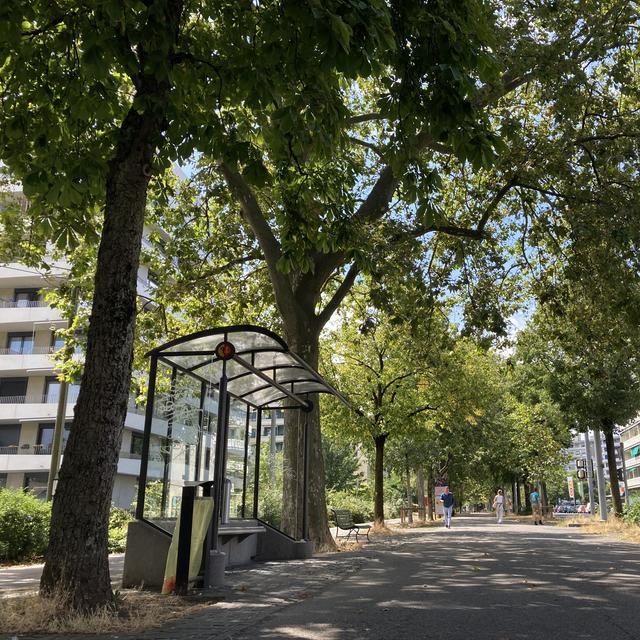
xmin=492 ymin=489 xmax=506 ymax=524
xmin=440 ymin=487 xmax=455 ymax=529
xmin=530 ymin=486 xmax=543 ymax=525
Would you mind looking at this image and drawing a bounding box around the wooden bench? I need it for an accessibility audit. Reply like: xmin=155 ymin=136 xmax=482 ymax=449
xmin=331 ymin=509 xmax=371 ymax=542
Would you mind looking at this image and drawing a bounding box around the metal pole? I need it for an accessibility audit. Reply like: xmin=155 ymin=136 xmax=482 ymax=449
xmin=46 ymin=379 xmax=69 ymax=501
xmin=252 ymin=409 xmax=263 ymax=519
xmin=619 ymin=442 xmax=630 ymax=507
xmin=135 ymin=355 xmax=158 ymax=520
xmin=302 ymin=406 xmax=310 ymax=541
xmin=46 ymin=288 xmax=78 ymax=501
xmin=210 ymin=371 xmax=228 ymax=552
xmin=194 ymin=381 xmax=206 ymax=482
xmin=583 ymin=429 xmax=596 ymax=515
xmin=593 ymin=429 xmax=608 ymax=521
xmin=241 ymin=406 xmax=250 ymax=518
xmin=161 ymin=367 xmax=178 ymax=518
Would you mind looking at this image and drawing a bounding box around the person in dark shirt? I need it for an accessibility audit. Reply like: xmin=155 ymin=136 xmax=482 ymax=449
xmin=440 ymin=487 xmax=455 ymax=528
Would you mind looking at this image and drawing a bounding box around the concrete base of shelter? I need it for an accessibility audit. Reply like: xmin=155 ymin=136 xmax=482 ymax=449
xmin=255 ymin=522 xmax=313 ymax=561
xmin=122 ymin=519 xmax=172 ymax=588
xmin=122 ymin=518 xmax=313 ymax=590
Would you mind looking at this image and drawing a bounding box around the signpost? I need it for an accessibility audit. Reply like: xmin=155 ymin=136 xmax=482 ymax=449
xmin=567 ymin=476 xmax=575 ymax=503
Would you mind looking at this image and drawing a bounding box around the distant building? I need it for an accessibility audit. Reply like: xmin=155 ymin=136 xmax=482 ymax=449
xmin=620 ymin=416 xmax=640 ymax=500
xmin=0 ymin=222 xmax=174 ymax=508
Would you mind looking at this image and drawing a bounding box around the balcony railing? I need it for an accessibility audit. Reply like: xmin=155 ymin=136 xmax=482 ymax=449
xmin=0 ymin=300 xmax=48 ymax=309
xmin=0 ymin=390 xmax=81 ymax=404
xmin=0 ymin=346 xmax=59 ymax=356
xmin=0 ymin=443 xmax=53 ymax=455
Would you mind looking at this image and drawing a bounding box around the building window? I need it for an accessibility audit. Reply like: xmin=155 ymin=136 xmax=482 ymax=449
xmin=7 ymin=332 xmax=33 ymax=354
xmin=44 ymin=378 xmax=80 ymax=403
xmin=0 ymin=424 xmax=21 ymax=450
xmin=0 ymin=378 xmax=28 ymax=401
xmin=37 ymin=422 xmax=71 ymax=452
xmin=23 ymin=472 xmax=49 ymax=499
xmin=51 ymin=332 xmax=65 ymax=351
xmin=0 ymin=473 xmax=7 ymax=488
xmin=13 ymin=288 xmax=40 ymax=307
xmin=130 ymin=434 xmax=144 ymax=458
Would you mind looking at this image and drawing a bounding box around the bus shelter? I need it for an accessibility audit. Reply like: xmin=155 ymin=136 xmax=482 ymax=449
xmin=127 ymin=325 xmax=347 ymax=591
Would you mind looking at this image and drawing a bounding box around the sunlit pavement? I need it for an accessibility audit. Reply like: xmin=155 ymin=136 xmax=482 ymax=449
xmin=5 ymin=516 xmax=640 ymax=639
xmin=0 ymin=554 xmax=124 ymax=598
xmin=229 ymin=515 xmax=640 ymax=640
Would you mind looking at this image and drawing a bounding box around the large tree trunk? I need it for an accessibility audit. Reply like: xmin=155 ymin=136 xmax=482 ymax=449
xmin=416 ymin=467 xmax=425 ymax=521
xmin=603 ymin=424 xmax=623 ymax=517
xmin=426 ymin=470 xmax=434 ymax=520
xmin=40 ymin=1 xmax=183 ymax=610
xmin=405 ymin=456 xmax=413 ymax=524
xmin=281 ymin=327 xmax=334 ymax=549
xmin=373 ymin=434 xmax=387 ymax=525
xmin=524 ymin=478 xmax=531 ymax=512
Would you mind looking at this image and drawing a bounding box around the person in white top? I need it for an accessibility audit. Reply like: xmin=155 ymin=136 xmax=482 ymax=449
xmin=492 ymin=489 xmax=506 ymax=524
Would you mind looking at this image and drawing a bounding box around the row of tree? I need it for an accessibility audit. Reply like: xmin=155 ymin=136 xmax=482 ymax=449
xmin=1 ymin=0 xmax=639 ymax=613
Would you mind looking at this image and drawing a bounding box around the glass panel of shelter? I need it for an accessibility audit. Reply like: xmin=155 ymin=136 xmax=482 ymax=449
xmin=141 ymin=360 xmax=254 ymax=531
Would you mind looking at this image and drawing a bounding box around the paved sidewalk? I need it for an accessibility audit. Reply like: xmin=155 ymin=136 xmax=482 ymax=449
xmin=0 ymin=555 xmax=124 ymax=598
xmin=4 ymin=516 xmax=640 ymax=639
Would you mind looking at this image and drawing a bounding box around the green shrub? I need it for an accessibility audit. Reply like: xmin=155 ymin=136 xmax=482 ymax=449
xmin=327 ymin=488 xmax=374 ymax=524
xmin=258 ymin=485 xmax=283 ymax=530
xmin=108 ymin=506 xmax=133 ymax=553
xmin=0 ymin=489 xmax=51 ymax=563
xmin=623 ymin=501 xmax=640 ymax=526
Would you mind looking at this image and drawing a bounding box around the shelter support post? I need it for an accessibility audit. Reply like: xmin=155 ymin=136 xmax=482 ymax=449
xmin=211 ymin=371 xmax=228 ymax=552
xmin=135 ymin=354 xmax=158 ymax=520
xmin=302 ymin=403 xmax=311 ymax=541
xmin=161 ymin=367 xmax=178 ymax=518
xmin=241 ymin=405 xmax=251 ymax=518
xmin=194 ymin=381 xmax=207 ymax=481
xmin=253 ymin=409 xmax=263 ymax=519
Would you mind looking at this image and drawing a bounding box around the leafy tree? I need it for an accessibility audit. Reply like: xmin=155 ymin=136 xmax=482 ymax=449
xmin=0 ymin=0 xmax=403 ymax=608
xmin=323 ymin=294 xmax=439 ymax=524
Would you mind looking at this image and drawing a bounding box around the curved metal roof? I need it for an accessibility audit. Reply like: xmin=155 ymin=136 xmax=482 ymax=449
xmin=148 ymin=325 xmax=348 ymax=410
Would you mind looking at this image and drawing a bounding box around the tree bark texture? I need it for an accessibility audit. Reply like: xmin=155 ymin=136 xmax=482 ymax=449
xmin=416 ymin=467 xmax=425 ymax=521
xmin=427 ymin=471 xmax=434 ymax=520
xmin=604 ymin=425 xmax=623 ymax=517
xmin=281 ymin=328 xmax=334 ymax=549
xmin=524 ymin=479 xmax=532 ymax=512
xmin=373 ymin=434 xmax=386 ymax=524
xmin=40 ymin=1 xmax=183 ymax=610
xmin=405 ymin=458 xmax=413 ymax=524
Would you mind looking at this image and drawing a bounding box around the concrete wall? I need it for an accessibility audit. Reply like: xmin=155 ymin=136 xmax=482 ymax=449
xmin=122 ymin=520 xmax=172 ymax=588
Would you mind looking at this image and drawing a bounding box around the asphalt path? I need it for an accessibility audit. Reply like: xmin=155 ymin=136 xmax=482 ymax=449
xmin=0 ymin=554 xmax=124 ymax=598
xmin=233 ymin=515 xmax=640 ymax=640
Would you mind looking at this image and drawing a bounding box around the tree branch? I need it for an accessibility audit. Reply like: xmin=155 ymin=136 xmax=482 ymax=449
xmin=217 ymin=161 xmax=299 ymax=321
xmin=408 ymin=177 xmax=517 ymax=241
xmin=317 ymin=262 xmax=360 ymax=328
xmin=406 ymin=404 xmax=438 ymax=418
xmin=348 ymin=113 xmax=384 ymax=125
xmin=348 ymin=136 xmax=384 ymax=157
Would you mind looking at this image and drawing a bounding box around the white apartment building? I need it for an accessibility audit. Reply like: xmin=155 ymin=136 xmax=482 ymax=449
xmin=0 ymin=260 xmax=168 ymax=507
xmin=620 ymin=416 xmax=640 ymax=499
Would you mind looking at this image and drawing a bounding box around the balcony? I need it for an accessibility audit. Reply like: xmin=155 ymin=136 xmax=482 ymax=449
xmin=0 ymin=346 xmax=58 ymax=375
xmin=0 ymin=391 xmax=78 ymax=421
xmin=0 ymin=443 xmax=53 ymax=455
xmin=0 ymin=300 xmax=63 ymax=330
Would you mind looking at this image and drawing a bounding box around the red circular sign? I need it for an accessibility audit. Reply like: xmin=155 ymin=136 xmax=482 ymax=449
xmin=215 ymin=341 xmax=236 ymax=360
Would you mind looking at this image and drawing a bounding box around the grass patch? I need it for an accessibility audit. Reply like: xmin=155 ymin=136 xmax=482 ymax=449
xmin=558 ymin=516 xmax=640 ymax=544
xmin=0 ymin=589 xmax=222 ymax=635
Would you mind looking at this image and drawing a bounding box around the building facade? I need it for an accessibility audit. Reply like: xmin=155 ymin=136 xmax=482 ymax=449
xmin=620 ymin=417 xmax=640 ymax=500
xmin=0 ymin=259 xmax=166 ymax=508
